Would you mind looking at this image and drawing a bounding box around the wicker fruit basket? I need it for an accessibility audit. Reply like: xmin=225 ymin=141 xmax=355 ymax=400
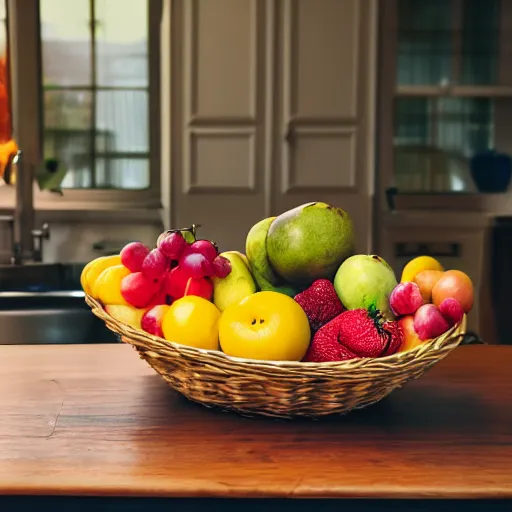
xmin=86 ymin=294 xmax=466 ymax=419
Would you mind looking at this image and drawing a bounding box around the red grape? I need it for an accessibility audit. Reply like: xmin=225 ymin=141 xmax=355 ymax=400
xmin=158 ymin=231 xmax=187 ymax=260
xmin=156 ymin=231 xmax=170 ymax=247
xmin=188 ymin=277 xmax=213 ymax=300
xmin=121 ymin=272 xmax=161 ymax=308
xmin=142 ymin=248 xmax=169 ymax=279
xmin=212 ymin=255 xmax=232 ymax=278
xmin=165 ymin=267 xmax=187 ymax=299
xmin=165 ymin=266 xmax=212 ymax=300
xmin=141 ymin=305 xmax=168 ymax=338
xmin=158 ymin=229 xmax=196 ymax=246
xmin=180 ymin=252 xmax=213 ymax=278
xmin=189 ymin=239 xmax=218 ymax=263
xmin=120 ymin=242 xmax=150 ymax=272
xmin=146 ymin=281 xmax=169 ymax=307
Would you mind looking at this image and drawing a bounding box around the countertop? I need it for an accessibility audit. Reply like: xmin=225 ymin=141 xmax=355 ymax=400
xmin=0 ymin=344 xmax=511 ymax=500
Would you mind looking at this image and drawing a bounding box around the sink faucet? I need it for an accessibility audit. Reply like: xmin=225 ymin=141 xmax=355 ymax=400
xmin=1 ymin=150 xmax=50 ymax=265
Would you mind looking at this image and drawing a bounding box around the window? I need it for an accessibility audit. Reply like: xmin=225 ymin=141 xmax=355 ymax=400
xmin=386 ymin=0 xmax=512 ymax=193
xmin=40 ymin=0 xmax=151 ymax=190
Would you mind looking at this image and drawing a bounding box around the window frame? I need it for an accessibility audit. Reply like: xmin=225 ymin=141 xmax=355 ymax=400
xmin=1 ymin=0 xmax=162 ymax=212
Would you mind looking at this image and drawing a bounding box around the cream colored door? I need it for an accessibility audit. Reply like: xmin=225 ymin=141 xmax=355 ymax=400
xmin=271 ymin=0 xmax=377 ymax=253
xmin=168 ymin=0 xmax=377 ymax=253
xmin=169 ymin=0 xmax=269 ymax=251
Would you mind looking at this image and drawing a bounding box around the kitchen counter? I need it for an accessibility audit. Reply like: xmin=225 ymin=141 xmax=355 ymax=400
xmin=0 ymin=344 xmax=511 ymax=507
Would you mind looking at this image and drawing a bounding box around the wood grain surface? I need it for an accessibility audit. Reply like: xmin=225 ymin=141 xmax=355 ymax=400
xmin=0 ymin=344 xmax=511 ymax=499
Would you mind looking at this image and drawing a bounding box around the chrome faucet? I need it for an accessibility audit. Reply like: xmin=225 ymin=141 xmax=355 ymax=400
xmin=1 ymin=150 xmax=50 ymax=265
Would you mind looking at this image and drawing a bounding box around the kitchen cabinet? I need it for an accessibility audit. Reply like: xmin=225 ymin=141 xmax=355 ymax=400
xmin=163 ymin=0 xmax=377 ymax=252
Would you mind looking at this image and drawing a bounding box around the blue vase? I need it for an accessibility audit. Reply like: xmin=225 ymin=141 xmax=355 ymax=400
xmin=470 ymin=150 xmax=512 ymax=193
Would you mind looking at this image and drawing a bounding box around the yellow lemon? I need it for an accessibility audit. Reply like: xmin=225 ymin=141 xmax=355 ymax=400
xmin=80 ymin=258 xmax=98 ymax=295
xmin=162 ymin=296 xmax=221 ymax=350
xmin=82 ymin=255 xmax=121 ymax=297
xmin=105 ymin=304 xmax=145 ymax=330
xmin=219 ymin=291 xmax=311 ymax=361
xmin=93 ymin=264 xmax=131 ymax=305
xmin=401 ymin=256 xmax=444 ymax=283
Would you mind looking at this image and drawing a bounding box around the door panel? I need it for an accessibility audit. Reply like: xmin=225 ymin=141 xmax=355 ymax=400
xmin=289 ymin=0 xmax=359 ymax=118
xmin=169 ymin=0 xmax=377 ymax=254
xmin=286 ymin=127 xmax=356 ymax=190
xmin=190 ymin=0 xmax=257 ymax=119
xmin=273 ymin=0 xmax=377 ymax=253
xmin=171 ymin=0 xmax=267 ymax=251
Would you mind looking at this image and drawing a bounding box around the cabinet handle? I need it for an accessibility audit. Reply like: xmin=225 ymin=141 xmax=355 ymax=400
xmin=395 ymin=243 xmax=461 ymax=258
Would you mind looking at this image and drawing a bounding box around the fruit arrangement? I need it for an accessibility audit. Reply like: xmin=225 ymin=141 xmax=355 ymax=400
xmin=81 ymin=202 xmax=471 ymax=365
xmin=390 ymin=257 xmax=473 ymax=352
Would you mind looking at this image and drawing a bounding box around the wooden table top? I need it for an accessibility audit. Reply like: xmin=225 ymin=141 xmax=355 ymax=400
xmin=0 ymin=344 xmax=511 ymax=499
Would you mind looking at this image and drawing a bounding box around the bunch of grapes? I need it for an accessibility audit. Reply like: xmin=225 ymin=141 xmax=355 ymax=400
xmin=119 ymin=227 xmax=232 ymax=309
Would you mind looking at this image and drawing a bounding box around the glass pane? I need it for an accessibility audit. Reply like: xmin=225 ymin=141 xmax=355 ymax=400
xmin=461 ymin=0 xmax=499 ymax=85
xmin=394 ymin=97 xmax=493 ymax=192
xmin=95 ymin=0 xmax=148 ymax=87
xmin=43 ymin=90 xmax=93 ymax=189
xmin=40 ymin=0 xmax=92 ymax=86
xmin=95 ymin=158 xmax=149 ymax=189
xmin=60 ymin=166 xmax=93 ymax=188
xmin=396 ymin=0 xmax=453 ymax=85
xmin=44 ymin=90 xmax=92 ymax=129
xmin=96 ymin=90 xmax=148 ymax=152
xmin=394 ymin=98 xmax=430 ymax=145
xmin=437 ymin=98 xmax=493 ymax=156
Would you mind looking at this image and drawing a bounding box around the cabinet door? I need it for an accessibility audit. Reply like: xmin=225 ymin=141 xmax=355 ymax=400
xmin=272 ymin=0 xmax=377 ymax=252
xmin=170 ymin=0 xmax=269 ymax=251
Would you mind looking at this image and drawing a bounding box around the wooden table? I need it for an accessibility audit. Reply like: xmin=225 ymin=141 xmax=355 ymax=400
xmin=0 ymin=344 xmax=511 ymax=511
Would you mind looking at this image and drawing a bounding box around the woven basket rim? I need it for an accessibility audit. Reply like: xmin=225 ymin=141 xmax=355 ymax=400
xmin=86 ymin=294 xmax=467 ymax=369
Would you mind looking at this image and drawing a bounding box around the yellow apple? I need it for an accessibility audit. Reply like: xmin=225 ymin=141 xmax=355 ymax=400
xmin=219 ymin=291 xmax=311 ymax=361
xmin=162 ymin=296 xmax=221 ymax=350
xmin=105 ymin=304 xmax=145 ymax=330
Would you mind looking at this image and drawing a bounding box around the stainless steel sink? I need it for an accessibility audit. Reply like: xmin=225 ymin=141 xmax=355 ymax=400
xmin=0 ymin=263 xmax=119 ymax=344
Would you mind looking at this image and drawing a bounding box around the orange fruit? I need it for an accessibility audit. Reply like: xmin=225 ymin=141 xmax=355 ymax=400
xmin=432 ymin=270 xmax=474 ymax=314
xmin=397 ymin=315 xmax=425 ymax=352
xmin=414 ymin=269 xmax=444 ymax=303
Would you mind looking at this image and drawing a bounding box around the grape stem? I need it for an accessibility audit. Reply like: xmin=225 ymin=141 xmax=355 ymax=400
xmin=184 ymin=278 xmax=193 ymax=297
xmin=164 ymin=224 xmax=201 ymax=237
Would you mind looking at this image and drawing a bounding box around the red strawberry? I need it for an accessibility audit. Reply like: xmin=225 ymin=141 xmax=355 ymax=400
xmin=380 ymin=320 xmax=403 ymax=356
xmin=294 ymin=279 xmax=344 ymax=332
xmin=336 ymin=308 xmax=403 ymax=358
xmin=304 ymin=319 xmax=358 ymax=362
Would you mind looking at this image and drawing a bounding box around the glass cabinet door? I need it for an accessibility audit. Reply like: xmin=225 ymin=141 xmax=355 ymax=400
xmin=391 ymin=0 xmax=511 ymax=193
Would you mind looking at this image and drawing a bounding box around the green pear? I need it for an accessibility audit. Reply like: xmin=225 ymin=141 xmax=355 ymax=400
xmin=212 ymin=251 xmax=257 ymax=312
xmin=334 ymin=254 xmax=397 ymax=314
xmin=266 ymin=202 xmax=355 ymax=286
xmin=245 ymin=217 xmax=300 ymax=297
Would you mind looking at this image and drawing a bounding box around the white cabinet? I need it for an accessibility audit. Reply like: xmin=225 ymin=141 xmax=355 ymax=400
xmin=163 ymin=0 xmax=377 ymax=252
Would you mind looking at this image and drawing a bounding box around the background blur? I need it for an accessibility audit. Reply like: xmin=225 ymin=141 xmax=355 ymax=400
xmin=0 ymin=0 xmax=511 ymax=343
